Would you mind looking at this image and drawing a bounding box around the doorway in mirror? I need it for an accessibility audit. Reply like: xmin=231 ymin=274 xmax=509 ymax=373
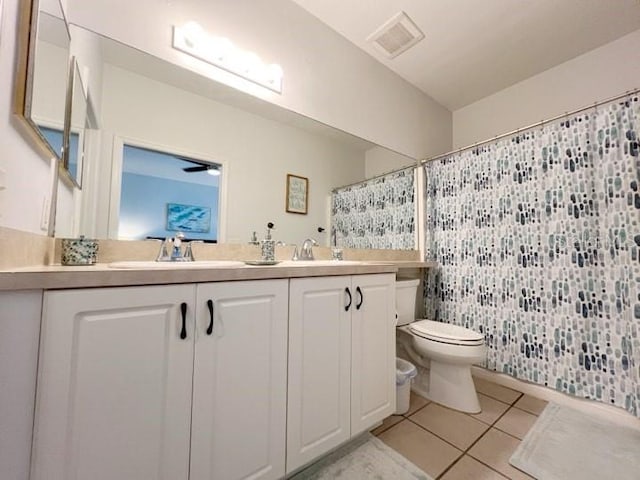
xmin=117 ymin=144 xmax=221 ymax=242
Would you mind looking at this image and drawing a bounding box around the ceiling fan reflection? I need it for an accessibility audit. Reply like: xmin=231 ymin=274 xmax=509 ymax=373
xmin=181 ymin=159 xmax=221 ymax=176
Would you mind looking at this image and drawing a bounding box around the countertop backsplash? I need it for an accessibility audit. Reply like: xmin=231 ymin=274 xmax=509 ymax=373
xmin=1 ymin=227 xmax=421 ymax=271
xmin=0 ymin=227 xmax=55 ymax=270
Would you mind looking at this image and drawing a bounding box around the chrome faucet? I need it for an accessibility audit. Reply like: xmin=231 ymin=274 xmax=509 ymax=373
xmin=156 ymin=232 xmax=198 ymax=262
xmin=183 ymin=240 xmax=202 ymax=261
xmin=156 ymin=238 xmax=171 ymax=262
xmin=299 ymin=238 xmax=318 ymax=261
xmin=170 ymin=232 xmax=186 ymax=260
xmin=248 ymin=231 xmax=260 ymax=245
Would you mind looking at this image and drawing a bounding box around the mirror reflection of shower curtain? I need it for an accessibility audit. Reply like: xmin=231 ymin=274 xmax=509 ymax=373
xmin=331 ymin=168 xmax=417 ymax=250
xmin=424 ymin=94 xmax=640 ymax=417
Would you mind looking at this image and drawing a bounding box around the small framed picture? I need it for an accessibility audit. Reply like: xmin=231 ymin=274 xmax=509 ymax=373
xmin=286 ymin=174 xmax=308 ymax=214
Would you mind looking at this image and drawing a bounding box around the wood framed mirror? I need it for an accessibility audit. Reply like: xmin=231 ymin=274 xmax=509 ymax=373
xmin=13 ymin=0 xmax=75 ymax=188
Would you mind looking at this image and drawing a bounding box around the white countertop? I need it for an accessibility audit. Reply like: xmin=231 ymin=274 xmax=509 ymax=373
xmin=0 ymin=260 xmax=435 ymax=291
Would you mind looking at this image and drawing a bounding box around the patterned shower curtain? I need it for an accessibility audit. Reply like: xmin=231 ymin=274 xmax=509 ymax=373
xmin=331 ymin=168 xmax=416 ymax=250
xmin=424 ymin=95 xmax=640 ymax=416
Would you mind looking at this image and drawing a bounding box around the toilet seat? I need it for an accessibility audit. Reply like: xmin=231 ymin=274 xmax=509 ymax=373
xmin=409 ymin=320 xmax=484 ymax=346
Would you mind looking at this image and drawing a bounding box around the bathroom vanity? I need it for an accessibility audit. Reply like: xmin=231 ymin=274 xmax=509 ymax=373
xmin=4 ymin=263 xmax=403 ymax=480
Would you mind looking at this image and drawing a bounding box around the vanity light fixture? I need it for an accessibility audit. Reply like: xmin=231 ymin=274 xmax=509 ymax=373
xmin=172 ymin=22 xmax=283 ymax=93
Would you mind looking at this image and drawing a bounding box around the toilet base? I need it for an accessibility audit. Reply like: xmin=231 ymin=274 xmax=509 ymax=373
xmin=396 ymin=328 xmax=484 ymax=414
xmin=411 ymin=360 xmax=482 ymax=413
xmin=424 ymin=361 xmax=481 ymax=413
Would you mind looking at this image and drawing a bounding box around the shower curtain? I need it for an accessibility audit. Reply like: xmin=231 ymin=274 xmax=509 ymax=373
xmin=331 ymin=168 xmax=416 ymax=250
xmin=424 ymin=95 xmax=640 ymax=416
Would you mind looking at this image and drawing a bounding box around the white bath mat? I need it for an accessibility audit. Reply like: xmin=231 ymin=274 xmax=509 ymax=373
xmin=290 ymin=433 xmax=433 ymax=480
xmin=510 ymin=403 xmax=640 ymax=480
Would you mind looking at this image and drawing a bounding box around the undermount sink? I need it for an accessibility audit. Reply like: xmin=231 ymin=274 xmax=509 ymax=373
xmin=278 ymin=260 xmax=368 ymax=266
xmin=108 ymin=260 xmax=245 ymax=269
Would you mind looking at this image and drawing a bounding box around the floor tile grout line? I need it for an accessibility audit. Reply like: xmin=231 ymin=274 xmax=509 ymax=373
xmin=401 ymin=394 xmax=522 ymax=453
xmin=371 ymin=417 xmax=404 ymax=437
xmin=376 ymin=415 xmax=465 ymax=479
xmin=493 ymin=397 xmax=541 ymax=441
xmin=376 ymin=392 xmax=531 ymax=479
xmin=434 ymin=449 xmax=466 ymax=479
xmin=491 ymin=424 xmax=529 ymax=442
xmin=461 ymin=456 xmax=512 ymax=479
xmin=403 ymin=401 xmax=431 ymax=418
xmin=465 ymin=401 xmax=511 ymax=426
xmin=404 ymin=408 xmax=519 ymax=479
xmin=437 ymin=455 xmax=511 ymax=480
xmin=405 ymin=416 xmax=467 ymax=452
xmin=434 ymin=402 xmax=519 ymax=479
xmin=464 ymin=400 xmax=537 ymax=479
xmin=371 ymin=399 xmax=431 ymax=437
xmin=510 ymin=404 xmax=543 ymax=417
xmin=476 ymin=389 xmax=524 ymax=407
xmin=435 ymin=395 xmax=526 ymax=480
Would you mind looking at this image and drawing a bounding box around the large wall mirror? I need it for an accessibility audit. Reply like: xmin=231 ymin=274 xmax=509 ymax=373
xmin=20 ymin=11 xmax=417 ymax=248
xmin=73 ymin=25 xmax=416 ymax=247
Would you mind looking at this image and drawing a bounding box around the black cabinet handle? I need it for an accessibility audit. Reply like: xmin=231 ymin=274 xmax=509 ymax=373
xmin=345 ymin=287 xmax=352 ymax=311
xmin=180 ymin=302 xmax=187 ymax=339
xmin=356 ymin=286 xmax=363 ymax=310
xmin=206 ymin=299 xmax=214 ymax=335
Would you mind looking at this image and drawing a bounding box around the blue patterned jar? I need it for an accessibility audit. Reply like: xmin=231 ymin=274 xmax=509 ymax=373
xmin=61 ymin=236 xmax=99 ymax=265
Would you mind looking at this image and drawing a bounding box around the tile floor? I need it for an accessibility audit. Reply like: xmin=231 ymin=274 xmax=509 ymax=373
xmin=371 ymin=376 xmax=548 ymax=480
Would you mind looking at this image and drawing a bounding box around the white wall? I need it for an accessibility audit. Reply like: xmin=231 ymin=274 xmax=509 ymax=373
xmin=68 ymin=23 xmax=103 ymax=118
xmin=0 ymin=0 xmax=55 ymax=234
xmin=365 ymin=146 xmax=416 ymax=179
xmin=99 ymin=65 xmax=365 ymax=245
xmin=30 ymin=41 xmax=67 ymax=128
xmin=67 ymin=0 xmax=452 ymax=160
xmin=453 ymin=29 xmax=640 ymax=149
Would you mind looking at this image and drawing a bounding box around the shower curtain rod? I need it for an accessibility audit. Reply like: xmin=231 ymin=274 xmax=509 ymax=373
xmin=420 ymin=87 xmax=640 ymax=165
xmin=331 ymin=163 xmax=417 ymax=192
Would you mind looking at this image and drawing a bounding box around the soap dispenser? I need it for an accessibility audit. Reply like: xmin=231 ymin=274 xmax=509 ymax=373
xmin=261 ymin=222 xmax=276 ymax=262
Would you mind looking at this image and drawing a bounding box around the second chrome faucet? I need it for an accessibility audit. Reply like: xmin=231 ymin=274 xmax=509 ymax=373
xmin=296 ymin=238 xmax=318 ymax=261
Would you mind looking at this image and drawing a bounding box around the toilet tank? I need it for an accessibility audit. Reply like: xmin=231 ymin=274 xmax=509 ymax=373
xmin=395 ymin=278 xmax=420 ymax=326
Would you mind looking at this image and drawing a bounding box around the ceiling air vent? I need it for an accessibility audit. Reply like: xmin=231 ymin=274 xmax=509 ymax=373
xmin=367 ymin=11 xmax=424 ymax=59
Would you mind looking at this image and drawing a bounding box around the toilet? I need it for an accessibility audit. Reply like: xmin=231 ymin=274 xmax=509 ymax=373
xmin=396 ymin=278 xmax=487 ymax=413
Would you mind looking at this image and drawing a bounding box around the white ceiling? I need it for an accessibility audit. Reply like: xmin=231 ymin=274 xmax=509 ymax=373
xmin=292 ymin=0 xmax=640 ymax=111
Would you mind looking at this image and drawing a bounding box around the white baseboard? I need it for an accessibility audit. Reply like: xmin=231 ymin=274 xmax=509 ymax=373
xmin=471 ymin=366 xmax=640 ymax=430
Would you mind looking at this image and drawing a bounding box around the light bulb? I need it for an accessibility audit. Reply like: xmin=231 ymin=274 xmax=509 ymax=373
xmin=210 ymin=37 xmax=232 ymax=62
xmin=242 ymin=52 xmax=263 ymax=75
xmin=182 ymin=21 xmax=205 ymax=49
xmin=267 ymin=63 xmax=283 ymax=86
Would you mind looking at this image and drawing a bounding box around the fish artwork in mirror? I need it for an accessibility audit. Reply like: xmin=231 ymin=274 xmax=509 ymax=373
xmin=14 ymin=0 xmax=77 ymax=187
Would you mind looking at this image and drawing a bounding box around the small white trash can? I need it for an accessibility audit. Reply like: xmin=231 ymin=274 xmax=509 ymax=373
xmin=395 ymin=358 xmax=417 ymax=415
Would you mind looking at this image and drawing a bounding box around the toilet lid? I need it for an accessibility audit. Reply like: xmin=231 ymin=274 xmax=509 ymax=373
xmin=409 ymin=320 xmax=485 ymax=345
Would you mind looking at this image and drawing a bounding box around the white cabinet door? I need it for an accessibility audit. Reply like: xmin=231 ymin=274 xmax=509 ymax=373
xmin=287 ymin=276 xmax=352 ymax=474
xmin=350 ymin=273 xmax=396 ymax=435
xmin=0 ymin=290 xmax=42 ymax=480
xmin=32 ymin=285 xmax=195 ymax=480
xmin=190 ymin=280 xmax=288 ymax=480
